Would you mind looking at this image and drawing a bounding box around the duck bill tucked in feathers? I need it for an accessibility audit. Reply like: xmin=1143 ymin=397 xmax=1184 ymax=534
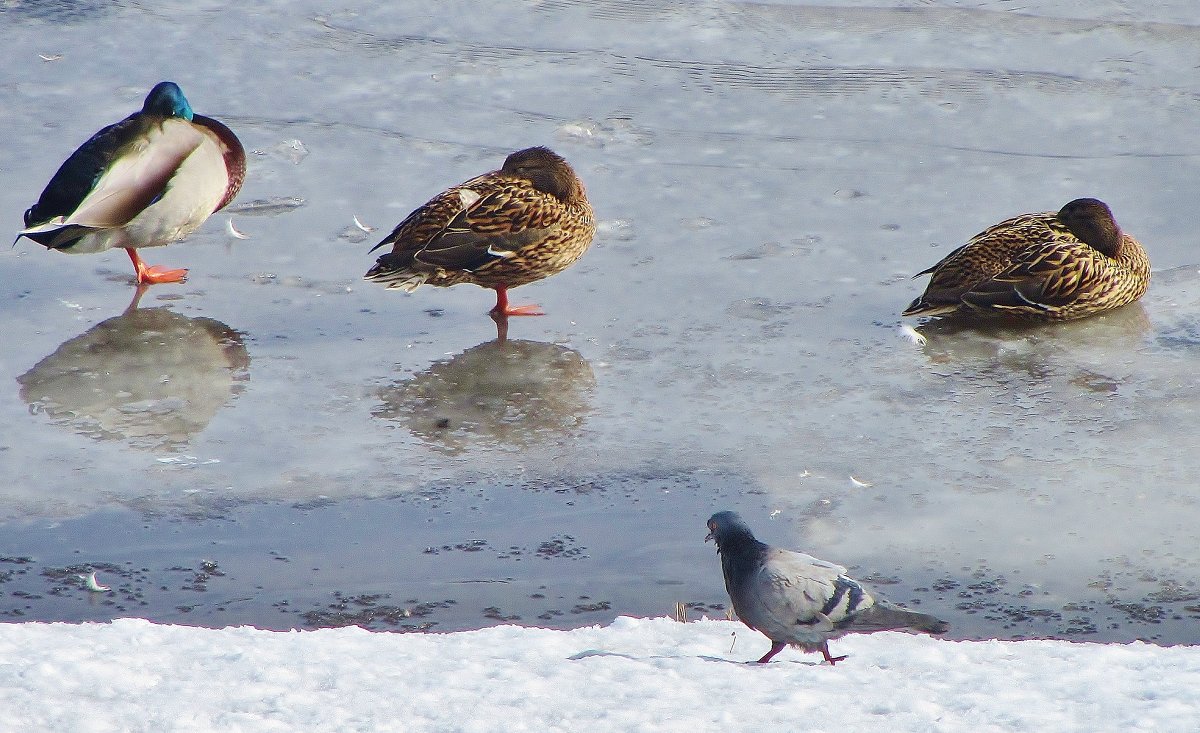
xmin=903 ymin=198 xmax=1150 ymax=322
xmin=18 ymin=81 xmax=245 ymax=285
xmin=364 ymin=146 xmax=595 ymax=317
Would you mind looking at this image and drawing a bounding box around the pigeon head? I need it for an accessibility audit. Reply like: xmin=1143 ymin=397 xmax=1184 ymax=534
xmin=142 ymin=81 xmax=194 ymax=121
xmin=705 ymin=511 xmax=759 ymax=553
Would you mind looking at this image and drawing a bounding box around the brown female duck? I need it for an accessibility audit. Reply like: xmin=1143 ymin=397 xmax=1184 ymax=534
xmin=364 ymin=146 xmax=595 ymax=316
xmin=904 ymin=198 xmax=1150 ymax=321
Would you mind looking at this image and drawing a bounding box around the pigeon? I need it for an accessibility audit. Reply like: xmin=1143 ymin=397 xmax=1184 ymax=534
xmin=705 ymin=511 xmax=949 ymax=664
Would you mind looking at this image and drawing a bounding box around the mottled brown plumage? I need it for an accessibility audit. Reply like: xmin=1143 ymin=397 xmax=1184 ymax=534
xmin=904 ymin=198 xmax=1150 ymax=321
xmin=364 ymin=147 xmax=595 ymax=316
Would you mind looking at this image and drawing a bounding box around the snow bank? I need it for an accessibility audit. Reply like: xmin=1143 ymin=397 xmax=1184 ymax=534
xmin=0 ymin=617 xmax=1195 ymax=732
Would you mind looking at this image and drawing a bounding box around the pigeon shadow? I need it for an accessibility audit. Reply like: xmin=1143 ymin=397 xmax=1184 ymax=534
xmin=567 ymin=650 xmax=823 ymax=666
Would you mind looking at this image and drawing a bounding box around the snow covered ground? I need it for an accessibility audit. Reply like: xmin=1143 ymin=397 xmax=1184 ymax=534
xmin=0 ymin=616 xmax=1196 ymax=732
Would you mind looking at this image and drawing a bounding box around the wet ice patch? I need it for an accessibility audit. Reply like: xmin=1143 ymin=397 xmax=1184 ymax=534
xmin=596 ymin=218 xmax=634 ymax=241
xmin=226 ymin=197 xmax=306 ymax=216
xmin=556 ymin=117 xmax=652 ymax=148
xmin=726 ymin=297 xmax=790 ymax=321
xmin=267 ymin=139 xmax=310 ymax=165
xmin=155 ymin=455 xmax=222 ymax=466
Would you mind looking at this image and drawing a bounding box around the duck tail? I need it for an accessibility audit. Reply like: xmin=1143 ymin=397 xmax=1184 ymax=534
xmin=364 ymin=253 xmax=427 ymax=292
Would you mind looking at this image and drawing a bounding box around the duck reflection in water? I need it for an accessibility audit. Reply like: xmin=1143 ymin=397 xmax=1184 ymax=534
xmin=372 ymin=325 xmax=595 ymax=455
xmin=912 ymin=302 xmax=1150 ymax=362
xmin=904 ymin=303 xmax=1151 ymax=398
xmin=17 ymin=287 xmax=249 ymax=451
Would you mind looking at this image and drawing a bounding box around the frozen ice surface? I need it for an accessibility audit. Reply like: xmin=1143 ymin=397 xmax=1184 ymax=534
xmin=1 ymin=0 xmax=1199 ymax=647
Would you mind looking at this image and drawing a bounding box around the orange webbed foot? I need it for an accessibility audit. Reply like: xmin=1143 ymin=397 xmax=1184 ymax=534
xmin=126 ymin=248 xmax=187 ymax=284
xmin=136 ymin=265 xmax=189 ymax=284
xmin=491 ymin=303 xmax=545 ymax=317
xmin=490 ymin=287 xmax=544 ymax=317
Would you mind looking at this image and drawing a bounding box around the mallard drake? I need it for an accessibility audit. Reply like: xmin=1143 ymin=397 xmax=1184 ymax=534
xmin=903 ymin=198 xmax=1150 ymax=321
xmin=18 ymin=81 xmax=245 ymax=284
xmin=364 ymin=146 xmax=595 ymax=316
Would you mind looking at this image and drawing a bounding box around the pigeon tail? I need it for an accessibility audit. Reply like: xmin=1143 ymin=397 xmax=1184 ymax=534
xmin=847 ymin=603 xmax=949 ymax=635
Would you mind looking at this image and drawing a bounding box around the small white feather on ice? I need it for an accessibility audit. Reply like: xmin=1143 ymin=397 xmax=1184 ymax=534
xmin=897 ymin=323 xmax=927 ymax=346
xmin=81 ymin=572 xmax=111 ymax=593
xmin=227 ymin=218 xmax=249 ymax=239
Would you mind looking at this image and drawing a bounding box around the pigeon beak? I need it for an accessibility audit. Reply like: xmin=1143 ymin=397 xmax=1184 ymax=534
xmin=704 ymin=529 xmax=715 ymax=543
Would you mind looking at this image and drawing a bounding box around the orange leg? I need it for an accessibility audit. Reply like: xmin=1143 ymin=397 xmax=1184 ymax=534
xmin=489 ymin=286 xmax=543 ymax=317
xmin=126 ymin=248 xmax=187 ymax=285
